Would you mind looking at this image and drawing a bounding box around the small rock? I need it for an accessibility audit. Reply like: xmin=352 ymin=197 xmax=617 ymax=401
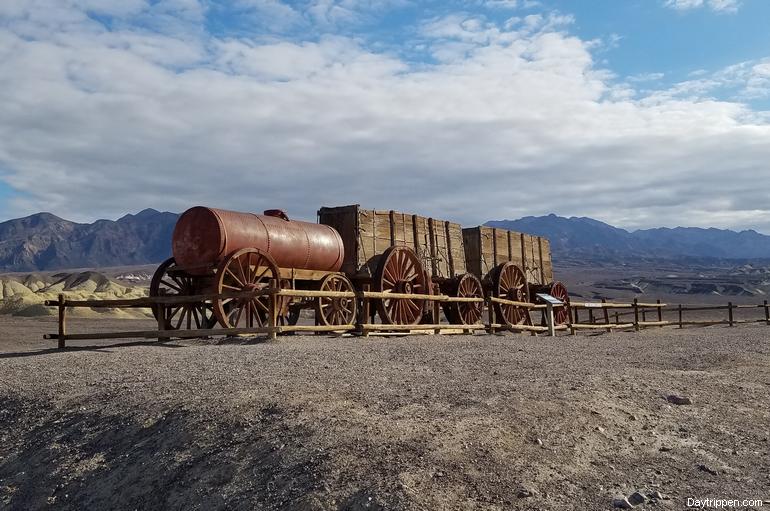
xmin=628 ymin=436 xmax=636 ymax=442
xmin=596 ymin=426 xmax=605 ymax=433
xmin=628 ymin=491 xmax=646 ymax=506
xmin=629 ymin=414 xmax=638 ymax=421
xmin=649 ymin=491 xmax=665 ymax=500
xmin=698 ymin=464 xmax=719 ymax=476
xmin=659 ymin=446 xmax=672 ymax=452
xmin=434 ymin=471 xmax=445 ymax=478
xmin=536 ymin=438 xmax=543 ymax=446
xmin=612 ymin=497 xmax=634 ymax=509
xmin=667 ymin=395 xmax=692 ymax=405
xmin=517 ymin=488 xmax=536 ymax=498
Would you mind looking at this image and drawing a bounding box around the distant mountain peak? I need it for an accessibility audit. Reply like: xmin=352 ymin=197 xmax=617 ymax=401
xmin=486 ymin=214 xmax=770 ymax=261
xmin=0 ymin=209 xmax=180 ymax=272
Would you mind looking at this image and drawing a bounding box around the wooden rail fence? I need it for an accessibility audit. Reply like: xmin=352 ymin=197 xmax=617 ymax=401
xmin=43 ymin=288 xmax=770 ymax=348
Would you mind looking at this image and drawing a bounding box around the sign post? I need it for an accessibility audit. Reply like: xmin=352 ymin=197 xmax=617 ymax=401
xmin=535 ymin=293 xmax=564 ymax=337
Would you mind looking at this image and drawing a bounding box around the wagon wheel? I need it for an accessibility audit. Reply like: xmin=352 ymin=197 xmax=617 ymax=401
xmin=213 ymin=248 xmax=279 ymax=329
xmin=491 ymin=262 xmax=531 ymax=327
xmin=315 ymin=274 xmax=357 ymax=327
xmin=442 ymin=273 xmax=484 ymax=325
xmin=375 ymin=246 xmax=427 ymax=325
xmin=150 ymin=257 xmax=216 ymax=330
xmin=533 ymin=281 xmax=570 ymax=326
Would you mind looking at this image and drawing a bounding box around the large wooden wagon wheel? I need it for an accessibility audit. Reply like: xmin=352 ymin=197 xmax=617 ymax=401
xmin=213 ymin=248 xmax=280 ymax=329
xmin=442 ymin=273 xmax=484 ymax=325
xmin=315 ymin=274 xmax=357 ymax=327
xmin=375 ymin=246 xmax=427 ymax=325
xmin=532 ymin=281 xmax=570 ymax=326
xmin=150 ymin=257 xmax=217 ymax=330
xmin=490 ymin=262 xmax=531 ymax=327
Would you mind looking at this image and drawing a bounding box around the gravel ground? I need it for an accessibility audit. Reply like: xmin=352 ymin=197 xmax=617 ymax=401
xmin=1 ymin=316 xmax=769 ymax=510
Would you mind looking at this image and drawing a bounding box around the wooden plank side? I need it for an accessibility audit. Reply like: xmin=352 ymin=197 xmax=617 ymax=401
xmin=541 ymin=237 xmax=554 ymax=283
xmin=318 ymin=205 xmax=360 ymax=276
xmin=523 ymin=234 xmax=542 ymax=285
xmin=357 ymin=208 xmax=377 ymax=274
xmin=508 ymin=230 xmax=524 ymax=269
xmin=374 ymin=211 xmax=392 ymax=255
xmin=432 ymin=218 xmax=450 ymax=278
xmin=447 ymin=222 xmax=465 ymax=275
xmin=495 ymin=229 xmax=509 ymax=267
xmin=462 ymin=228 xmax=482 ymax=279
xmin=479 ymin=227 xmax=495 ymax=278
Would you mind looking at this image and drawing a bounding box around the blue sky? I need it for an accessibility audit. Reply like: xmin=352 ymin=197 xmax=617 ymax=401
xmin=0 ymin=0 xmax=769 ymax=231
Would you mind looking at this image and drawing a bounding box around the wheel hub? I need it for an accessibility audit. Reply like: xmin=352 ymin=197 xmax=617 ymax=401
xmin=506 ymin=288 xmax=523 ymax=301
xmin=395 ymin=281 xmax=413 ymax=294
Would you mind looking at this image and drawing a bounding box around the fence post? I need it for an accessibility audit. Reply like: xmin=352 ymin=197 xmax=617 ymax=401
xmin=633 ymin=298 xmax=640 ymax=331
xmin=764 ymin=300 xmax=769 ymax=326
xmin=602 ymin=298 xmax=611 ymax=333
xmin=678 ymin=304 xmax=683 ymax=329
xmin=641 ymin=306 xmax=647 ymax=323
xmin=574 ymin=306 xmax=579 ymax=325
xmin=588 ymin=307 xmax=594 ymax=325
xmin=614 ymin=311 xmax=619 ymax=324
xmin=360 ymin=284 xmax=370 ymax=337
xmin=728 ymin=301 xmax=734 ymax=327
xmin=546 ymin=303 xmax=555 ymax=337
xmin=156 ymin=302 xmax=169 ymax=342
xmin=57 ymin=293 xmax=67 ymax=349
xmin=268 ymin=281 xmax=278 ymax=339
xmin=433 ymin=290 xmax=441 ymax=335
xmin=657 ymin=299 xmax=663 ymax=328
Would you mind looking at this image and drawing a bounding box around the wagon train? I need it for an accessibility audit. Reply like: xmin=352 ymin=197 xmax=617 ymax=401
xmin=149 ymin=205 xmax=569 ymax=331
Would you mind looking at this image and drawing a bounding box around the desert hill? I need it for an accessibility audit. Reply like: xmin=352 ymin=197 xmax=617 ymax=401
xmin=0 ymin=271 xmax=151 ymax=318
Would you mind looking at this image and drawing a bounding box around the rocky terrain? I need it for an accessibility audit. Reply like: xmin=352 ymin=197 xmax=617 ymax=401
xmin=1 ymin=317 xmax=769 ymax=510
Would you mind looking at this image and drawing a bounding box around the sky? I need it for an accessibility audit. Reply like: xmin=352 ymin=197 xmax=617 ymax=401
xmin=0 ymin=0 xmax=769 ymax=232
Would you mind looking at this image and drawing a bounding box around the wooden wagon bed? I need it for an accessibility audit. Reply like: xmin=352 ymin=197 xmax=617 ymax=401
xmin=318 ymin=205 xmax=466 ymax=281
xmin=462 ymin=226 xmax=553 ymax=285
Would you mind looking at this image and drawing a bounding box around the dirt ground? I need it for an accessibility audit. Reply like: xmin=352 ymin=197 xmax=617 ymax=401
xmin=1 ymin=316 xmax=769 ymax=510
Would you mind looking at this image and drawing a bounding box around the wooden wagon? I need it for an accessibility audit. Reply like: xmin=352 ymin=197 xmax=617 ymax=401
xmin=462 ymin=226 xmax=568 ymax=327
xmin=318 ymin=205 xmax=485 ymax=325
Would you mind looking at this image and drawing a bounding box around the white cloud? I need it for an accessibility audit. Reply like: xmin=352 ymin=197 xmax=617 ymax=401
xmin=0 ymin=1 xmax=769 ymax=233
xmin=628 ymin=72 xmax=665 ymax=83
xmin=664 ymin=0 xmax=740 ymax=13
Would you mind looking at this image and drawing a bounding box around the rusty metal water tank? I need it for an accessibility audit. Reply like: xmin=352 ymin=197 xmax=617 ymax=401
xmin=172 ymin=207 xmax=344 ymax=273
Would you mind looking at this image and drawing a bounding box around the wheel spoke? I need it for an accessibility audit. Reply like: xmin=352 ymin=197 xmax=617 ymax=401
xmin=225 ymin=267 xmax=244 ymax=287
xmin=160 ymin=279 xmax=182 ymax=293
xmin=192 ymin=306 xmax=201 ymax=328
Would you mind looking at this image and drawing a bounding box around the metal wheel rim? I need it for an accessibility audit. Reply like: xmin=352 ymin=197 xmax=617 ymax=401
xmin=150 ymin=257 xmax=216 ymax=330
xmin=213 ymin=248 xmax=278 ymax=329
xmin=493 ymin=262 xmax=530 ymax=327
xmin=375 ymin=246 xmax=426 ymax=325
xmin=315 ymin=274 xmax=357 ymax=326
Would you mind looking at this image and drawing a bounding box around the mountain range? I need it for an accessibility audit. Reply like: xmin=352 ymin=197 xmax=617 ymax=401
xmin=0 ymin=209 xmax=178 ymax=272
xmin=1 ymin=210 xmax=770 ymax=272
xmin=486 ymin=214 xmax=770 ymax=262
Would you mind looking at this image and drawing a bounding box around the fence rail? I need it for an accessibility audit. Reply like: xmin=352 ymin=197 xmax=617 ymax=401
xmin=43 ymin=287 xmax=770 ymax=348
